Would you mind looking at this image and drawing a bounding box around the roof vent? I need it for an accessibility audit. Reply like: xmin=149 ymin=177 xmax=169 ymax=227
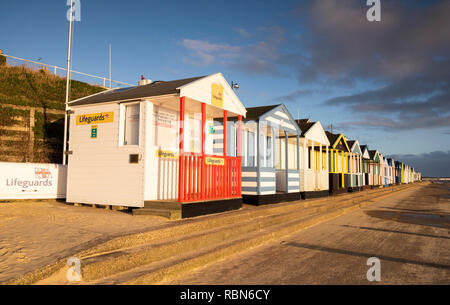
xmin=138 ymin=75 xmax=152 ymax=86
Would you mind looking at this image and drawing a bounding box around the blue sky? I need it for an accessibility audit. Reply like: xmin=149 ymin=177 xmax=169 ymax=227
xmin=1 ymin=0 xmax=449 ymax=176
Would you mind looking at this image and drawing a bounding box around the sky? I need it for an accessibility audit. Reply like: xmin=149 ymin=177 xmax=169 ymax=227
xmin=0 ymin=0 xmax=449 ymax=176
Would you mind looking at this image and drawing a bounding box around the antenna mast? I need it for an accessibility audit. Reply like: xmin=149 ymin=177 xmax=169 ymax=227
xmin=109 ymin=44 xmax=112 ymax=88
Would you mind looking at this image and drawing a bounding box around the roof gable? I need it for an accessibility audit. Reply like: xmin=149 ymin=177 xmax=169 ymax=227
xmin=258 ymin=104 xmax=302 ymax=134
xmin=245 ymin=105 xmax=279 ymax=121
xmin=361 ymin=145 xmax=370 ymax=159
xmin=349 ymin=140 xmax=362 ymax=155
xmin=326 ymin=132 xmax=350 ymax=152
xmin=178 ymin=73 xmax=246 ymax=116
xmin=369 ymin=150 xmax=380 ymax=162
xmin=297 ymin=120 xmax=330 ymax=145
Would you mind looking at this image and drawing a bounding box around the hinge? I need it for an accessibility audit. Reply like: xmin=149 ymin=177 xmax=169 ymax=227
xmin=66 ymin=110 xmax=74 ymax=114
xmin=64 ymin=151 xmax=73 ymax=155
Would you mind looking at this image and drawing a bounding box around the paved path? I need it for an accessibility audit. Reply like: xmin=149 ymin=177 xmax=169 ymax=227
xmin=169 ymin=183 xmax=450 ymax=284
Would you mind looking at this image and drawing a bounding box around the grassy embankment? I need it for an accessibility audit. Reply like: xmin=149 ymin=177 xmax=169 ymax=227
xmin=0 ymin=55 xmax=104 ymax=162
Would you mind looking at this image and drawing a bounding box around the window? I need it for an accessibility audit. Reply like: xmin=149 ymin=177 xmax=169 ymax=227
xmin=153 ymin=106 xmax=178 ymax=149
xmin=123 ymin=103 xmax=140 ymax=146
xmin=247 ymin=131 xmax=255 ymax=167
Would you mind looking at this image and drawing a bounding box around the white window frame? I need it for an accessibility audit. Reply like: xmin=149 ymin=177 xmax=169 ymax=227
xmin=119 ymin=101 xmax=141 ymax=147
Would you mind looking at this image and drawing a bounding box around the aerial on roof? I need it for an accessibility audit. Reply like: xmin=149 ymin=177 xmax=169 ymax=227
xmin=69 ymin=76 xmax=205 ymax=106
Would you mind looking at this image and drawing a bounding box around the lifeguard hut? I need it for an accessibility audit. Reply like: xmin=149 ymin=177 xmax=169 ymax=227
xmin=66 ymin=73 xmax=246 ymax=218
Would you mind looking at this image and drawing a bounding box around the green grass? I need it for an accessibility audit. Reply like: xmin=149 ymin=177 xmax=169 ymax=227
xmin=0 ymin=64 xmax=106 ymax=163
xmin=0 ymin=64 xmax=105 ymax=110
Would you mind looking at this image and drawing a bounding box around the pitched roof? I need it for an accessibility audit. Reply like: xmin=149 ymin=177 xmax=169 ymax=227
xmin=325 ymin=131 xmax=340 ymax=146
xmin=347 ymin=140 xmax=355 ymax=148
xmin=69 ymin=76 xmax=205 ymax=106
xmin=369 ymin=150 xmax=378 ymax=159
xmin=244 ymin=105 xmax=280 ymax=121
xmin=295 ymin=118 xmax=315 ymax=136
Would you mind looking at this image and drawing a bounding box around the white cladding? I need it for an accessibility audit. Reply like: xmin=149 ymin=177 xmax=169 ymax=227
xmin=178 ymin=73 xmax=246 ymax=117
xmin=299 ymin=121 xmax=330 ymax=193
xmin=67 ymin=103 xmax=145 ymax=207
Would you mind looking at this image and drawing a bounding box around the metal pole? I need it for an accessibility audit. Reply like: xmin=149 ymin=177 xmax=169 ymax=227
xmin=109 ymin=44 xmax=112 ymax=88
xmin=63 ymin=0 xmax=73 ymax=165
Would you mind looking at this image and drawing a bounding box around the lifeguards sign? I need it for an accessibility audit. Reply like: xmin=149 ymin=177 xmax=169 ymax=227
xmin=76 ymin=112 xmax=114 ymax=125
xmin=205 ymin=157 xmax=225 ymax=166
xmin=211 ymin=83 xmax=223 ymax=108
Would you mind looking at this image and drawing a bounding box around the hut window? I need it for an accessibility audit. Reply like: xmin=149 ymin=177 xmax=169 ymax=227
xmin=247 ymin=131 xmax=255 ymax=167
xmin=153 ymin=106 xmax=178 ymax=149
xmin=275 ymin=132 xmax=285 ymax=170
xmin=287 ymin=135 xmax=297 ymax=170
xmin=122 ymin=103 xmax=140 ymax=146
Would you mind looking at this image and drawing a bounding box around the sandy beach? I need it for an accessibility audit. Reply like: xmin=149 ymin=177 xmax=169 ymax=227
xmin=0 ymin=200 xmax=167 ymax=283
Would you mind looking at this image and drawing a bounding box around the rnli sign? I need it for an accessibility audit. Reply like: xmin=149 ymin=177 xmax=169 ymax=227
xmin=205 ymin=157 xmax=225 ymax=166
xmin=76 ymin=112 xmax=114 ymax=125
xmin=0 ymin=162 xmax=67 ymax=199
xmin=211 ymin=83 xmax=223 ymax=108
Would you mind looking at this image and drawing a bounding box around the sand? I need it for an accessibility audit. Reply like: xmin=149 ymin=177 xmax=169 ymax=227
xmin=0 ymin=200 xmax=167 ymax=283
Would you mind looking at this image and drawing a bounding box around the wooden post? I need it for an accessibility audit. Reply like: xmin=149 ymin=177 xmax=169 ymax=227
xmin=178 ymin=96 xmax=185 ymax=202
xmin=28 ymin=108 xmax=35 ymax=162
xmin=285 ymin=130 xmax=288 ymax=193
xmin=201 ymin=103 xmax=206 ymax=199
xmin=223 ymin=110 xmax=227 ymax=157
xmin=237 ymin=115 xmax=242 ymax=196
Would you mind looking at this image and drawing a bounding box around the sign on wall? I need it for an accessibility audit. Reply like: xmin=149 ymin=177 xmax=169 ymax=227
xmin=205 ymin=157 xmax=225 ymax=166
xmin=0 ymin=162 xmax=67 ymax=199
xmin=76 ymin=112 xmax=114 ymax=125
xmin=211 ymin=83 xmax=223 ymax=108
xmin=91 ymin=125 xmax=98 ymax=138
xmin=156 ymin=150 xmax=178 ymax=159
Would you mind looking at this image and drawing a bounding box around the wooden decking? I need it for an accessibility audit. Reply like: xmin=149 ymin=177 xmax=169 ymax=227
xmin=133 ymin=198 xmax=243 ymax=219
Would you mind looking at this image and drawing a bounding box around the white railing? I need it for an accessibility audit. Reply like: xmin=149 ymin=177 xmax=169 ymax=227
xmin=1 ymin=53 xmax=134 ymax=88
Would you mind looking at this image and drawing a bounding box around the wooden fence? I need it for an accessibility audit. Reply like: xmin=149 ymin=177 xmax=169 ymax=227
xmin=0 ymin=103 xmax=64 ymax=163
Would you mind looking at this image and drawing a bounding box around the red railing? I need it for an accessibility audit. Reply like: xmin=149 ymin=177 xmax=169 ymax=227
xmin=178 ymin=153 xmax=241 ymax=202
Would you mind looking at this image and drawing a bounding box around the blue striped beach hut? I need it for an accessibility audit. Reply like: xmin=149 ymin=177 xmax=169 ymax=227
xmin=240 ymin=104 xmax=301 ymax=205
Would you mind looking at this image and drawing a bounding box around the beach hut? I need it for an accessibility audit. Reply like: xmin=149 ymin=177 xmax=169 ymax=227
xmin=368 ymin=150 xmax=380 ymax=188
xmin=326 ymin=131 xmax=351 ymax=195
xmin=394 ymin=161 xmax=402 ymax=184
xmin=381 ymin=155 xmax=390 ymax=187
xmin=66 ymin=73 xmax=247 ymax=218
xmin=347 ymin=140 xmax=363 ymax=192
xmin=240 ymin=104 xmax=301 ymax=205
xmin=401 ymin=162 xmax=405 ymax=183
xmin=360 ymin=145 xmax=371 ymax=190
xmin=405 ymin=164 xmax=411 ymax=183
xmin=386 ymin=158 xmax=395 ymax=186
xmin=295 ymin=119 xmax=330 ymax=199
xmin=379 ymin=153 xmax=385 ymax=187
